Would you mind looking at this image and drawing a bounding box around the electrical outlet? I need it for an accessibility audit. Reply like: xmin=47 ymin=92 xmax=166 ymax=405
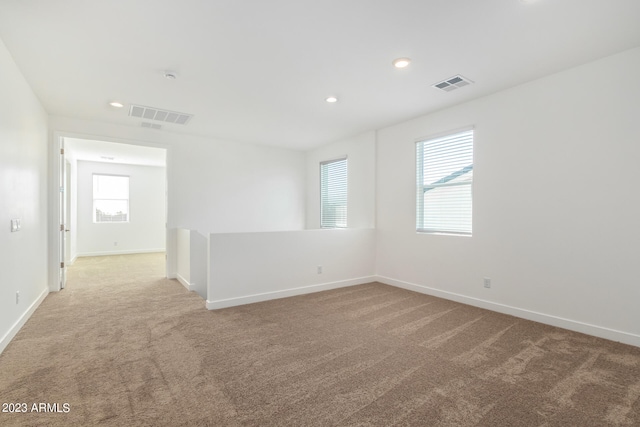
xmin=16 ymin=291 xmax=19 ymax=304
xmin=317 ymin=266 xmax=323 ymax=274
xmin=484 ymin=277 xmax=491 ymax=289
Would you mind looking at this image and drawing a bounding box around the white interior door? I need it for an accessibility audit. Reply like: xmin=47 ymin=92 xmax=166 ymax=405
xmin=65 ymin=160 xmax=71 ymax=264
xmin=59 ymin=141 xmax=67 ymax=289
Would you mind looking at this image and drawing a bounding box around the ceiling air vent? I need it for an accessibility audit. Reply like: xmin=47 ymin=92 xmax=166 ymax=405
xmin=141 ymin=122 xmax=162 ymax=130
xmin=432 ymin=75 xmax=474 ymax=92
xmin=129 ymin=104 xmax=193 ymax=125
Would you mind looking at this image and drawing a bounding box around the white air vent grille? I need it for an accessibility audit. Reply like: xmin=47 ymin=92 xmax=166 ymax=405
xmin=432 ymin=75 xmax=474 ymax=92
xmin=141 ymin=122 xmax=162 ymax=130
xmin=129 ymin=104 xmax=193 ymax=125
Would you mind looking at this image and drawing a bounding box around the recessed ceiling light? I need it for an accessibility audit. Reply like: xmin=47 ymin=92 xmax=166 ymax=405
xmin=325 ymin=96 xmax=338 ymax=103
xmin=393 ymin=58 xmax=411 ymax=68
xmin=109 ymin=101 xmax=124 ymax=108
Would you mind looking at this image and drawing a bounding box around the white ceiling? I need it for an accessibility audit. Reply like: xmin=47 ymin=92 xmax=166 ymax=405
xmin=1 ymin=0 xmax=639 ymax=151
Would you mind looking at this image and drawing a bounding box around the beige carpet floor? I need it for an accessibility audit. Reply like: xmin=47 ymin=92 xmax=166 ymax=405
xmin=1 ymin=253 xmax=639 ymax=426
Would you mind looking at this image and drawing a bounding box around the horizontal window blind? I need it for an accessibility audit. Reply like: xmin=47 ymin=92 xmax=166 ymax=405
xmin=416 ymin=129 xmax=473 ymax=235
xmin=320 ymin=158 xmax=347 ymax=228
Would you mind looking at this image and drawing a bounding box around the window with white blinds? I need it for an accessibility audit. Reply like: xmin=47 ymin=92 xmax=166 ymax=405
xmin=320 ymin=157 xmax=347 ymax=228
xmin=416 ymin=129 xmax=474 ymax=235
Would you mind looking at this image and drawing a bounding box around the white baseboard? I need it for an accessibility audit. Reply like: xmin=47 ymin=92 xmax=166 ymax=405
xmin=0 ymin=287 xmax=49 ymax=355
xmin=77 ymin=248 xmax=166 ymax=257
xmin=206 ymin=276 xmax=376 ymax=310
xmin=176 ymin=273 xmax=194 ymax=291
xmin=375 ymin=275 xmax=640 ymax=348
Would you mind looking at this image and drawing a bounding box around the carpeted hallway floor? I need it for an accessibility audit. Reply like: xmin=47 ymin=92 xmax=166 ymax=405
xmin=1 ymin=253 xmax=639 ymax=426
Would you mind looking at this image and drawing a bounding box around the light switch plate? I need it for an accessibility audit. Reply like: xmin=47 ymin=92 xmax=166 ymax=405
xmin=10 ymin=219 xmax=21 ymax=232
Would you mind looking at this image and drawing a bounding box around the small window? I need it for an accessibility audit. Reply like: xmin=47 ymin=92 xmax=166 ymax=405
xmin=93 ymin=174 xmax=130 ymax=223
xmin=416 ymin=129 xmax=474 ymax=235
xmin=320 ymin=157 xmax=347 ymax=228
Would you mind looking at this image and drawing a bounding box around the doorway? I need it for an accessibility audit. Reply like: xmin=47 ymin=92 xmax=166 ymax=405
xmin=57 ymin=137 xmax=168 ymax=288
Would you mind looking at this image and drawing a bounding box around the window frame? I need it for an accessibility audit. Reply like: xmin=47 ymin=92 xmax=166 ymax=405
xmin=92 ymin=173 xmax=130 ymax=224
xmin=320 ymin=156 xmax=348 ymax=229
xmin=415 ymin=128 xmax=474 ymax=236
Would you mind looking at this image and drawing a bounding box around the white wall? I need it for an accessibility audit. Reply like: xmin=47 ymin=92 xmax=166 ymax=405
xmin=0 ymin=38 xmax=49 ymax=353
xmin=175 ymin=228 xmax=207 ymax=299
xmin=170 ymin=135 xmax=306 ymax=234
xmin=375 ymin=47 xmax=640 ymax=346
xmin=306 ymin=131 xmax=376 ymax=229
xmin=176 ymin=228 xmax=191 ymax=285
xmin=48 ymin=116 xmax=307 ymax=279
xmin=76 ymin=161 xmax=166 ymax=256
xmin=189 ymin=230 xmax=208 ymax=299
xmin=208 ymin=229 xmax=376 ymax=309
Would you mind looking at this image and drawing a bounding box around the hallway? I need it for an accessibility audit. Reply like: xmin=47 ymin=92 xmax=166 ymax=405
xmin=0 ymin=253 xmax=216 ymax=426
xmin=66 ymin=253 xmax=166 ymax=284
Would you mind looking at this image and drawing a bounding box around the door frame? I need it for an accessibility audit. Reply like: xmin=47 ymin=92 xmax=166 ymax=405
xmin=49 ymin=131 xmax=171 ymax=292
xmin=59 ymin=137 xmax=67 ymax=289
xmin=65 ymin=159 xmax=72 ymax=264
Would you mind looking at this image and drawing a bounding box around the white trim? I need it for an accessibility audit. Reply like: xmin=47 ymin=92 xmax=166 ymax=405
xmin=50 ymin=128 xmax=172 ymax=152
xmin=176 ymin=273 xmax=194 ymax=291
xmin=206 ymin=276 xmax=376 ymax=310
xmin=76 ymin=248 xmax=165 ymax=257
xmin=0 ymin=288 xmax=49 ymax=355
xmin=375 ymin=275 xmax=640 ymax=348
xmin=49 ymin=132 xmax=65 ymax=292
xmin=414 ymin=125 xmax=475 ymax=144
xmin=319 ymin=155 xmax=348 ymax=165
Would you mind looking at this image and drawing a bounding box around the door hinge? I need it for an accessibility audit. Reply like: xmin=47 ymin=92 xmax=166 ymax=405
xmin=60 ymin=262 xmax=65 ymax=268
xmin=60 ymin=148 xmax=64 ymax=155
xmin=60 ymin=224 xmax=64 ymax=231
